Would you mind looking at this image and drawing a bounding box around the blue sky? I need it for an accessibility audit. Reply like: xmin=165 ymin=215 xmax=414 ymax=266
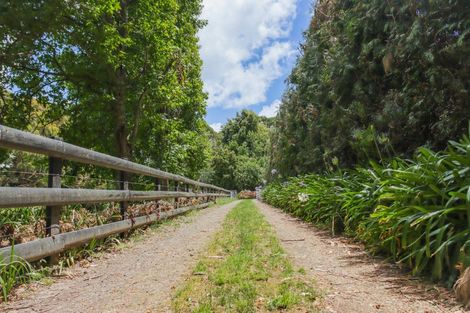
xmin=199 ymin=0 xmax=313 ymax=131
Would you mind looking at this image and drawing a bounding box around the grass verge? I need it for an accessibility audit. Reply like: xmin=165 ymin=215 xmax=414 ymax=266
xmin=173 ymin=200 xmax=320 ymax=312
xmin=212 ymin=197 xmax=236 ymax=207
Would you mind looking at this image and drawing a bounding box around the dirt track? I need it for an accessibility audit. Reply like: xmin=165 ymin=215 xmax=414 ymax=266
xmin=1 ymin=201 xmax=239 ymax=313
xmin=255 ymin=200 xmax=465 ymax=313
xmin=2 ymin=199 xmax=467 ymax=313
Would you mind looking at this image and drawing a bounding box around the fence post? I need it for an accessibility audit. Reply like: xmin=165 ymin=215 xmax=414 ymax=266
xmin=119 ymin=170 xmax=129 ymax=220
xmin=162 ymin=179 xmax=169 ymax=192
xmin=175 ymin=181 xmax=180 ymax=209
xmin=46 ymin=156 xmax=63 ymax=265
xmin=185 ymin=183 xmax=189 ymax=206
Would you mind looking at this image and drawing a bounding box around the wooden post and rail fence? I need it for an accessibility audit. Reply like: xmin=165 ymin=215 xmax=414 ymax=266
xmin=0 ymin=124 xmax=230 ymax=263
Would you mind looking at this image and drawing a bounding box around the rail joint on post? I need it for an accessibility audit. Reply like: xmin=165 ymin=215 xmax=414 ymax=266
xmin=46 ymin=154 xmax=63 ymax=265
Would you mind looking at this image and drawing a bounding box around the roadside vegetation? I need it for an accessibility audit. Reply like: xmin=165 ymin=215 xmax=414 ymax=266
xmin=213 ymin=197 xmax=237 ymax=206
xmin=173 ymin=200 xmax=320 ymax=312
xmin=203 ymin=110 xmax=272 ymax=191
xmin=263 ymin=132 xmax=470 ymax=286
xmin=0 ymin=198 xmax=212 ymax=248
xmin=262 ymin=0 xmax=470 ymax=300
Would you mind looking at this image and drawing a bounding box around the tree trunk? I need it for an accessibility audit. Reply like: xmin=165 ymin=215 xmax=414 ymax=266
xmin=114 ymin=81 xmax=130 ymax=159
xmin=113 ymin=1 xmax=130 ymax=160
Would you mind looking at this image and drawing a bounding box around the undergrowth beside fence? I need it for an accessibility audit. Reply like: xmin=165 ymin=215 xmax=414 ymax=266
xmin=0 ymin=198 xmax=209 ymax=248
xmin=263 ymin=131 xmax=470 ymax=286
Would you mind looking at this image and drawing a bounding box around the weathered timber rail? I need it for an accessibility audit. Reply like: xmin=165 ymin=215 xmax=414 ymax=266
xmin=0 ymin=188 xmax=224 ymax=208
xmin=1 ymin=202 xmax=211 ymax=262
xmin=0 ymin=125 xmax=228 ymax=192
xmin=0 ymin=124 xmax=230 ymax=263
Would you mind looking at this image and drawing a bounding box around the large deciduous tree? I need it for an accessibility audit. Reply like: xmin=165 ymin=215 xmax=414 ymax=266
xmin=0 ymin=0 xmax=208 ymax=177
xmin=207 ymin=110 xmax=270 ymax=191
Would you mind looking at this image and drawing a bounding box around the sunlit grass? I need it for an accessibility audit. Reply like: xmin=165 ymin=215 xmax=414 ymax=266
xmin=173 ymin=200 xmax=320 ymax=312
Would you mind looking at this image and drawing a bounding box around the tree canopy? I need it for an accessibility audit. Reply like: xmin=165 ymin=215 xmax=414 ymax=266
xmin=0 ymin=0 xmax=209 ymax=178
xmin=206 ymin=110 xmax=270 ymax=191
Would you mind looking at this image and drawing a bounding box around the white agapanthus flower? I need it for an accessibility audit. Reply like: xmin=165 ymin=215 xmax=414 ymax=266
xmin=297 ymin=193 xmax=309 ymax=203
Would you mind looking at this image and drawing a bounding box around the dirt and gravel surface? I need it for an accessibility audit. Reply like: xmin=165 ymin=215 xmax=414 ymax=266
xmin=1 ymin=201 xmax=239 ymax=313
xmin=3 ymin=199 xmax=467 ymax=313
xmin=255 ymin=200 xmax=466 ymax=313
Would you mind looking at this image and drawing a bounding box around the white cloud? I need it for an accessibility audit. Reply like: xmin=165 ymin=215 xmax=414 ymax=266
xmin=209 ymin=122 xmax=223 ymax=132
xmin=259 ymin=99 xmax=281 ymax=117
xmin=200 ymin=0 xmax=297 ymax=109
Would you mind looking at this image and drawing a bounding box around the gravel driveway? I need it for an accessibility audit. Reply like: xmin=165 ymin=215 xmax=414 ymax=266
xmin=4 ymin=199 xmax=466 ymax=313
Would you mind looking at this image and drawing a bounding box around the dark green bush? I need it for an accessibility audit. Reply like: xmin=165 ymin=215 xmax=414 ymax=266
xmin=270 ymin=0 xmax=470 ymax=178
xmin=263 ymin=131 xmax=470 ymax=284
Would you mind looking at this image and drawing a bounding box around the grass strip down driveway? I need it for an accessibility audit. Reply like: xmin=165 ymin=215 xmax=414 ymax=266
xmin=173 ymin=200 xmax=321 ymax=312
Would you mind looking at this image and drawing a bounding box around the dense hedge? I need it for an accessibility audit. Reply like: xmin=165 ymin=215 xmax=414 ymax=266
xmin=269 ymin=0 xmax=470 ymax=178
xmin=263 ymin=131 xmax=470 ymax=285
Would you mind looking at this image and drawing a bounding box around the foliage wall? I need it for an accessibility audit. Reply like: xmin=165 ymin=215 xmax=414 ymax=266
xmin=205 ymin=110 xmax=271 ymax=191
xmin=270 ymin=0 xmax=470 ymax=179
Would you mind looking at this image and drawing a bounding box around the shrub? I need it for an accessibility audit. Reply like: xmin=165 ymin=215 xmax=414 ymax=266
xmin=263 ymin=131 xmax=470 ymax=285
xmin=238 ymin=190 xmax=256 ymax=199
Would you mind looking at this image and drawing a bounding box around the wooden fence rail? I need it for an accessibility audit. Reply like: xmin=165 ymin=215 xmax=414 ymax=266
xmin=0 ymin=188 xmax=223 ymax=208
xmin=0 ymin=124 xmax=230 ymax=263
xmin=0 ymin=125 xmax=229 ymax=193
xmin=0 ymin=202 xmax=210 ymax=262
